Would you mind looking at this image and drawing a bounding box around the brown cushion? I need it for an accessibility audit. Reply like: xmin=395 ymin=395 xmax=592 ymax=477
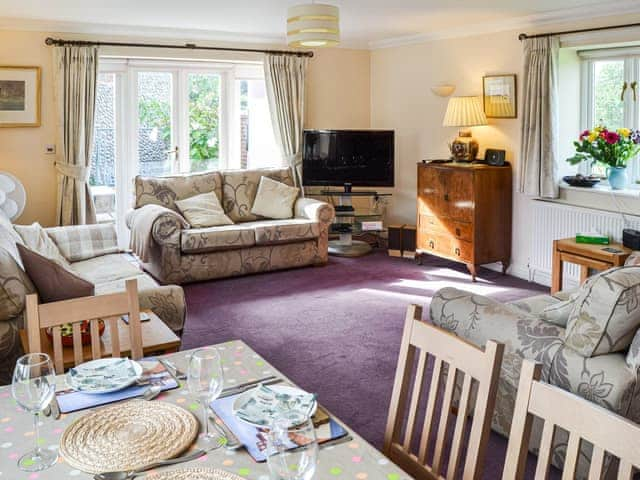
xmin=17 ymin=244 xmax=95 ymax=303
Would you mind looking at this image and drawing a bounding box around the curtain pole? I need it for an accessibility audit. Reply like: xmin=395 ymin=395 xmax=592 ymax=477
xmin=44 ymin=37 xmax=314 ymax=57
xmin=519 ymin=22 xmax=640 ymax=41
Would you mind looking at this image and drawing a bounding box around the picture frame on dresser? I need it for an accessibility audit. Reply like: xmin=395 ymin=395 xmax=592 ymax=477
xmin=0 ymin=66 xmax=41 ymax=127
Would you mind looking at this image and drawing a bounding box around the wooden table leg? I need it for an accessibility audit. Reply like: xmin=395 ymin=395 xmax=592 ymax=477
xmin=579 ymin=265 xmax=590 ymax=285
xmin=551 ymin=241 xmax=562 ymax=294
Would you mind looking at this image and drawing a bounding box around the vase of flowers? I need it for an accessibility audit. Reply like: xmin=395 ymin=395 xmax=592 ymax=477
xmin=567 ymin=126 xmax=640 ymax=190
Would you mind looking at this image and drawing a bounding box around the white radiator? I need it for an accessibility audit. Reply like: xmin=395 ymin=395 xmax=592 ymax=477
xmin=529 ymin=200 xmax=640 ymax=286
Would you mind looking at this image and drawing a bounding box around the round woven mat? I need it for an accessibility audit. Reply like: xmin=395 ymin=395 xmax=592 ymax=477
xmin=60 ymin=399 xmax=199 ymax=474
xmin=147 ymin=468 xmax=243 ymax=480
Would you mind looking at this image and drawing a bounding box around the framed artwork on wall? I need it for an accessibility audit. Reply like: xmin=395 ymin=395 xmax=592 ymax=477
xmin=482 ymin=74 xmax=517 ymax=119
xmin=0 ymin=66 xmax=41 ymax=127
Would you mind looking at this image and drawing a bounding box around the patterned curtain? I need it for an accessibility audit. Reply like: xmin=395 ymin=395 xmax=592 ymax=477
xmin=263 ymin=53 xmax=308 ymax=187
xmin=53 ymin=46 xmax=99 ymax=225
xmin=519 ymin=37 xmax=560 ymax=199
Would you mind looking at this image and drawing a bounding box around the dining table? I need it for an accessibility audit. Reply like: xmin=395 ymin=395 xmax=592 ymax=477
xmin=0 ymin=340 xmax=411 ymax=480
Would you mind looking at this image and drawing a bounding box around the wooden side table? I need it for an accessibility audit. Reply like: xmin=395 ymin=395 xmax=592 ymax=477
xmin=551 ymin=238 xmax=632 ymax=294
xmin=19 ymin=310 xmax=181 ymax=371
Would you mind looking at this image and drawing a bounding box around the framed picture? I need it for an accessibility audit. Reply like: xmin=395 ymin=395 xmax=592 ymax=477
xmin=483 ymin=74 xmax=517 ymax=119
xmin=0 ymin=66 xmax=41 ymax=127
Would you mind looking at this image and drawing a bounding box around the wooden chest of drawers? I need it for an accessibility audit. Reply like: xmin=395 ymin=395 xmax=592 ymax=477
xmin=416 ymin=162 xmax=512 ymax=281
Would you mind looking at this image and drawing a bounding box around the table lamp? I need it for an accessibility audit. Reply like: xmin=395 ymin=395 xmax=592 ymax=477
xmin=442 ymin=96 xmax=488 ymax=162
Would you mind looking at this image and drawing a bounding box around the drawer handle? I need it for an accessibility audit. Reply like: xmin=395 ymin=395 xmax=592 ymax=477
xmin=429 ymin=240 xmax=435 ymax=249
xmin=455 ymin=228 xmax=461 ymax=237
xmin=455 ymin=247 xmax=461 ymax=256
xmin=444 ymin=193 xmax=450 ymax=202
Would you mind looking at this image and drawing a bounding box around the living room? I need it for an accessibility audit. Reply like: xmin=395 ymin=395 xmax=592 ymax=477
xmin=3 ymin=1 xmax=640 ymax=479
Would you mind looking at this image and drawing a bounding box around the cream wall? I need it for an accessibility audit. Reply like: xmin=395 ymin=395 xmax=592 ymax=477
xmin=0 ymin=29 xmax=371 ymax=226
xmin=370 ymin=15 xmax=640 ymax=280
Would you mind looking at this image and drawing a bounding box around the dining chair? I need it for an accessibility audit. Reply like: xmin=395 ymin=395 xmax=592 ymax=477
xmin=25 ymin=278 xmax=143 ymax=373
xmin=502 ymin=359 xmax=640 ymax=480
xmin=383 ymin=304 xmax=504 ymax=480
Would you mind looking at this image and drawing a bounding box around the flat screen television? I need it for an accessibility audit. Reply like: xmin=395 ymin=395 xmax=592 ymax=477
xmin=302 ymin=129 xmax=394 ymax=188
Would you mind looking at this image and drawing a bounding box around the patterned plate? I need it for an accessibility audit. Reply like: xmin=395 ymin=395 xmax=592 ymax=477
xmin=232 ymin=384 xmax=317 ymax=428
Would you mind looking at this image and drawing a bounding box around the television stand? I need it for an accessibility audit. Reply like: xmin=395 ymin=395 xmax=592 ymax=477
xmin=321 ymin=189 xmax=392 ymax=257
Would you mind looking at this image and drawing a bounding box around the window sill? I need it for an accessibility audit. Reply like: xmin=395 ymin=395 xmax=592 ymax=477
xmin=544 ymin=184 xmax=640 ymax=216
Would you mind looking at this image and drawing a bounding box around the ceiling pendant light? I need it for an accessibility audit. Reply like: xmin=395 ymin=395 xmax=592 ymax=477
xmin=287 ymin=2 xmax=340 ymax=48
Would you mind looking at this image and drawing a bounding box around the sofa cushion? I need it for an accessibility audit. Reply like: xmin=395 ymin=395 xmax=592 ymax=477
xmin=0 ymin=247 xmax=35 ymax=322
xmin=565 ymin=266 xmax=640 ymax=357
xmin=222 ymin=168 xmax=294 ymax=223
xmin=252 ymin=219 xmax=320 ymax=246
xmin=134 ymin=170 xmax=223 ymax=212
xmin=509 ymin=293 xmax=577 ymax=328
xmin=174 ymin=192 xmax=233 ymax=228
xmin=17 ymin=244 xmax=95 ymax=303
xmin=251 ymin=177 xmax=300 ymax=220
xmin=14 ymin=223 xmax=70 ymax=268
xmin=70 ymin=253 xmax=143 ymax=285
xmin=181 ymin=224 xmax=256 ymax=254
xmin=46 ymin=224 xmax=119 ymax=262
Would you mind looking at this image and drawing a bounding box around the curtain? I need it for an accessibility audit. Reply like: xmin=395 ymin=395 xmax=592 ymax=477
xmin=264 ymin=53 xmax=308 ymax=187
xmin=53 ymin=46 xmax=99 ymax=225
xmin=519 ymin=37 xmax=560 ymax=199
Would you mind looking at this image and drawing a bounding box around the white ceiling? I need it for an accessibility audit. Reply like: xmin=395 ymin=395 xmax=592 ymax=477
xmin=0 ymin=0 xmax=636 ymax=49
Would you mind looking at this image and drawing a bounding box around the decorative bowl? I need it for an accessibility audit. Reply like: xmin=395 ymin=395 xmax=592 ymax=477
xmin=46 ymin=320 xmax=106 ymax=347
xmin=562 ymin=175 xmax=601 ymax=188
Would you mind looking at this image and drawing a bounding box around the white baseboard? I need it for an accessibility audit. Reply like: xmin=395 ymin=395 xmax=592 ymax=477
xmin=482 ymin=262 xmax=580 ymax=290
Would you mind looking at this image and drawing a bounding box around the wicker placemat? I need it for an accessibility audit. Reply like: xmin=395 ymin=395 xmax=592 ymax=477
xmin=147 ymin=468 xmax=243 ymax=480
xmin=60 ymin=400 xmax=199 ymax=474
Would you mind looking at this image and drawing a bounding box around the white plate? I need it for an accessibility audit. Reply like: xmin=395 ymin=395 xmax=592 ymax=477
xmin=66 ymin=358 xmax=143 ymax=394
xmin=232 ymin=385 xmax=317 ymax=428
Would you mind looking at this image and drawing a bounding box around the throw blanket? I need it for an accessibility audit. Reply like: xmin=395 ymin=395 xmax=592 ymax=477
xmin=126 ymin=205 xmax=189 ymax=262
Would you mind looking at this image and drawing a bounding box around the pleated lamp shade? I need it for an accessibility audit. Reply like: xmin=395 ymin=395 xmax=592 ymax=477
xmin=287 ymin=3 xmax=340 ymax=48
xmin=442 ymin=96 xmax=488 ymax=127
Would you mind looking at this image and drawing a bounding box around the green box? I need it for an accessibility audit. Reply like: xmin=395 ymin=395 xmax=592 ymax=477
xmin=575 ymin=233 xmax=610 ymax=245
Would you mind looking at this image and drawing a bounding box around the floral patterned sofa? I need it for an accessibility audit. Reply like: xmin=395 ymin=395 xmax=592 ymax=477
xmin=0 ymin=213 xmax=186 ymax=385
xmin=430 ymin=266 xmax=640 ymax=478
xmin=126 ymin=167 xmax=335 ymax=284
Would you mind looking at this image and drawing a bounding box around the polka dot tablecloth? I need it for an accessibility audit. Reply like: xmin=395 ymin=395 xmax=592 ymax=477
xmin=0 ymin=340 xmax=410 ymax=479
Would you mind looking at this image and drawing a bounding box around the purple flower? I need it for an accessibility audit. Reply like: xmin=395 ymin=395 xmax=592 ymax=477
xmin=632 ymin=130 xmax=640 ymax=144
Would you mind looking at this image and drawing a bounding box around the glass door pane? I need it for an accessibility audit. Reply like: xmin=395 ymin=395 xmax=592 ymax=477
xmin=593 ymin=60 xmax=625 ymax=130
xmin=90 ymin=73 xmax=117 ymax=223
xmin=137 ymin=71 xmax=176 ymax=175
xmin=187 ymin=73 xmax=220 ymax=172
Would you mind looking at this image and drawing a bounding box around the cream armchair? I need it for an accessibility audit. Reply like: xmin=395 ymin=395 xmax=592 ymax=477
xmin=430 ymin=266 xmax=640 ymax=478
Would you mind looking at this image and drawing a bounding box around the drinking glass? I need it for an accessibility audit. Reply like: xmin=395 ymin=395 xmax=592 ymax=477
xmin=187 ymin=347 xmax=224 ymax=444
xmin=11 ymin=353 xmax=58 ymax=471
xmin=266 ymin=414 xmax=318 ymax=480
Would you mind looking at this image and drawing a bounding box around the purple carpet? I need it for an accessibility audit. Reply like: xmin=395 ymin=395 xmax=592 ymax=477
xmin=181 ymin=251 xmax=550 ymax=478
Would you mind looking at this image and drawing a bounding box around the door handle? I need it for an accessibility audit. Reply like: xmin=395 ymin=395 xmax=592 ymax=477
xmin=455 ymin=228 xmax=461 ymax=237
xmin=429 ymin=240 xmax=435 ymax=249
xmin=621 ymin=81 xmax=629 ymax=102
xmin=632 ymin=81 xmax=638 ymax=102
xmin=444 ymin=193 xmax=449 ymax=202
xmin=455 ymin=247 xmax=461 ymax=256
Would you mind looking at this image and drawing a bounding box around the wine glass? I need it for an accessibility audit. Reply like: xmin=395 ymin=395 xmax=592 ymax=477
xmin=266 ymin=413 xmax=318 ymax=480
xmin=187 ymin=347 xmax=224 ymax=444
xmin=11 ymin=353 xmax=58 ymax=471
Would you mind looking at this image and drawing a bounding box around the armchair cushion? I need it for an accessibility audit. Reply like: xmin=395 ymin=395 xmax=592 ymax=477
xmin=46 ymin=224 xmax=119 ymax=262
xmin=70 ymin=253 xmax=143 ymax=285
xmin=0 ymin=211 xmax=24 ymax=267
xmin=0 ymin=247 xmax=34 ymax=322
xmin=222 ymin=168 xmax=294 ymax=223
xmin=565 ymin=266 xmax=640 ymax=357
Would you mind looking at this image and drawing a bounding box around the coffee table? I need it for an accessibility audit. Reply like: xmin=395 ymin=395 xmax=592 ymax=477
xmin=19 ymin=310 xmax=180 ymax=371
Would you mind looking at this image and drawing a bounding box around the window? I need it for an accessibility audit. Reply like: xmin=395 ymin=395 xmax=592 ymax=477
xmin=580 ymin=50 xmax=640 ymax=181
xmin=90 ymin=60 xmax=279 ymax=236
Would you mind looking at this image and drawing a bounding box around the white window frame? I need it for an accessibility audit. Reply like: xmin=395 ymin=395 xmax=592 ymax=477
xmin=94 ymin=58 xmax=269 ymax=242
xmin=579 ymin=48 xmax=640 ymax=184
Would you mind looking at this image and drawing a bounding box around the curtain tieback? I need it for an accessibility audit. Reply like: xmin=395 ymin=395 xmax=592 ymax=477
xmin=55 ymin=162 xmax=89 ymax=182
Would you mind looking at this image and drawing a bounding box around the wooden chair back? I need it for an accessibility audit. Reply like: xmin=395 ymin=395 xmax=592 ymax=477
xmin=25 ymin=279 xmax=143 ymax=372
xmin=502 ymin=360 xmax=640 ymax=480
xmin=383 ymin=305 xmax=504 ymax=480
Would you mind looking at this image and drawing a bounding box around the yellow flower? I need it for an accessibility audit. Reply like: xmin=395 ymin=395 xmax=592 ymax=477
xmin=618 ymin=128 xmax=631 ymax=138
xmin=594 ymin=126 xmax=603 ymax=133
xmin=587 ymin=133 xmax=598 ymax=142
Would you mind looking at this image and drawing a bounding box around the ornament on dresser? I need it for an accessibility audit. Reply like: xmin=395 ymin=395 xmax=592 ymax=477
xmin=566 ymin=126 xmax=640 ymax=190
